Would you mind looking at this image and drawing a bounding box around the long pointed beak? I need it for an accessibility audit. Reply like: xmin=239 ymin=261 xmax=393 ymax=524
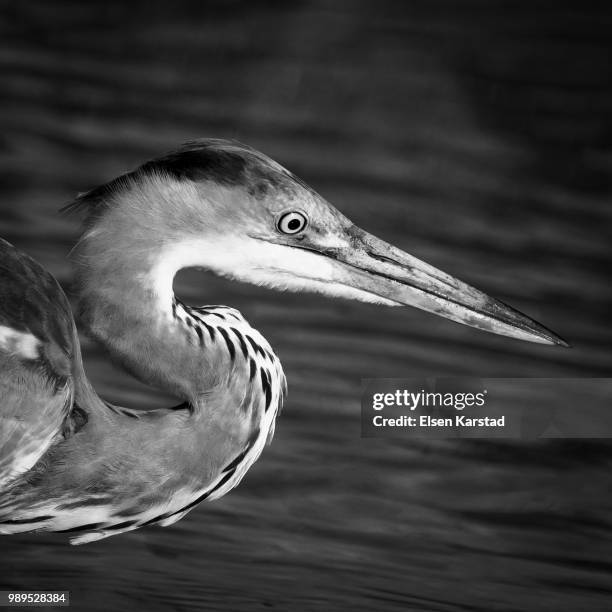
xmin=330 ymin=226 xmax=568 ymax=346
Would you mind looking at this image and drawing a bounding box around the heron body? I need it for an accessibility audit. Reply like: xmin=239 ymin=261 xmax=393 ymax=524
xmin=0 ymin=139 xmax=566 ymax=544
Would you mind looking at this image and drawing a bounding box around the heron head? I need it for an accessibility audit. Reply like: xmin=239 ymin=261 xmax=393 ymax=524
xmin=70 ymin=139 xmax=567 ymax=346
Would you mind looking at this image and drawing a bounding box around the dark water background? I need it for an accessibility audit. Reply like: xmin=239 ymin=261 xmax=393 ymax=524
xmin=1 ymin=1 xmax=612 ymax=610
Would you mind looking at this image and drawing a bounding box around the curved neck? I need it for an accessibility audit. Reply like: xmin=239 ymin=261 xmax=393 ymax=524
xmin=84 ymin=271 xmax=230 ymax=403
xmin=72 ymin=225 xmax=278 ymax=407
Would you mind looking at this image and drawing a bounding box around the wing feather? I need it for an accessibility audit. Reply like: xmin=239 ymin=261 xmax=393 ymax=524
xmin=0 ymin=239 xmax=77 ymax=488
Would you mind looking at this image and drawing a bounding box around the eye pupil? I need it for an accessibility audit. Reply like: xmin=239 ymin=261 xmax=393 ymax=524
xmin=287 ymin=218 xmax=301 ymax=230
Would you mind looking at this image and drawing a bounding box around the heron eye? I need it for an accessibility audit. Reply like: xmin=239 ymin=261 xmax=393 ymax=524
xmin=277 ymin=211 xmax=308 ymax=235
